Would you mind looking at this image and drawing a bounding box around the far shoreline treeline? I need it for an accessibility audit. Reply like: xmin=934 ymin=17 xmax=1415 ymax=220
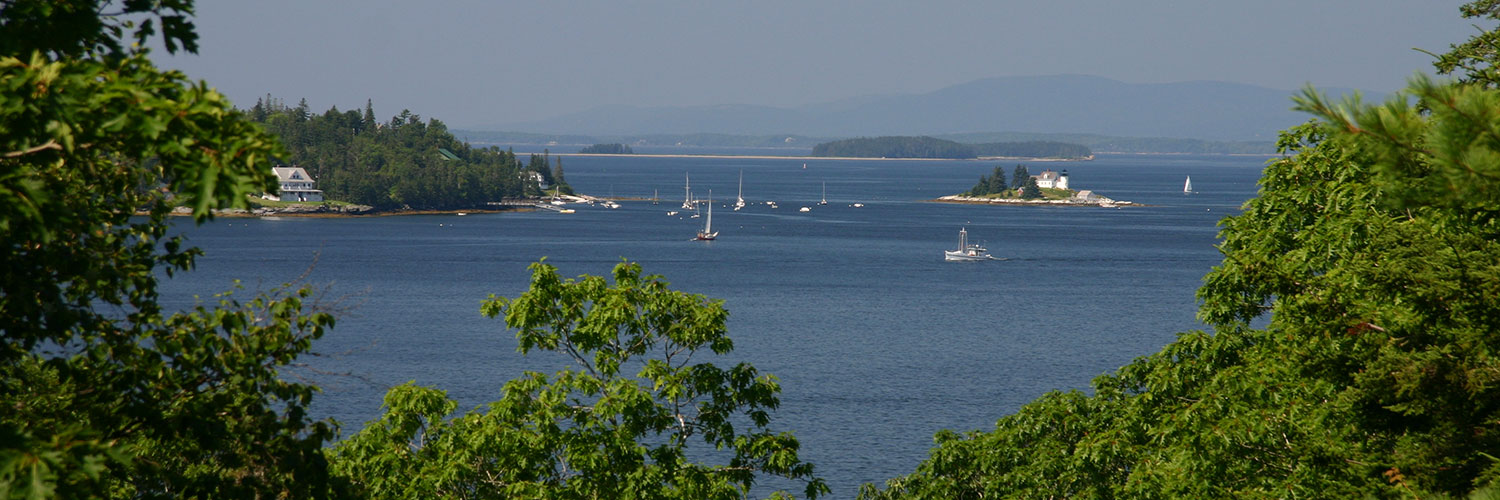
xmin=810 ymin=136 xmax=1090 ymax=159
xmin=454 ymin=129 xmax=1276 ymax=155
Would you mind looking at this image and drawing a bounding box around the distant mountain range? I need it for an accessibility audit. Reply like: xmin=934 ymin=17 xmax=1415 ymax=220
xmin=478 ymin=75 xmax=1378 ymax=143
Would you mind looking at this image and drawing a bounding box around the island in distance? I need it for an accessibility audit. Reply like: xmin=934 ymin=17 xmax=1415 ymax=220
xmin=935 ymin=164 xmax=1139 ymax=208
xmin=810 ymin=136 xmax=1092 ymax=160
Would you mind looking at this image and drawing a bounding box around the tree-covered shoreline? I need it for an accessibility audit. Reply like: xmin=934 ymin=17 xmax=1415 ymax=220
xmin=810 ymin=136 xmax=1092 ymax=159
xmin=248 ymin=98 xmax=571 ymax=210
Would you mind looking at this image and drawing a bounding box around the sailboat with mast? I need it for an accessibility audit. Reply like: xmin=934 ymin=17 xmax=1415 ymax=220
xmin=682 ymin=173 xmax=695 ymax=210
xmin=1183 ymin=176 xmax=1193 ymax=194
xmin=818 ymin=181 xmax=828 ymax=205
xmin=696 ymin=190 xmax=718 ymax=241
xmin=734 ymin=170 xmax=746 ymax=211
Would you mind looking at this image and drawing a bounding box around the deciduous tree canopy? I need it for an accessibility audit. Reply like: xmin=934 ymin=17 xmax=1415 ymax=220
xmin=1 ymin=2 xmax=341 ymax=498
xmin=330 ymin=261 xmax=828 ymax=499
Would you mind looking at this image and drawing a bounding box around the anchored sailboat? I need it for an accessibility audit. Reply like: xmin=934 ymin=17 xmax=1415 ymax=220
xmin=682 ymin=173 xmax=695 ymax=210
xmin=734 ymin=170 xmax=746 ymax=211
xmin=696 ymin=190 xmax=718 ymax=241
xmin=818 ymin=181 xmax=828 ymax=205
xmin=1184 ymin=176 xmax=1193 ymax=194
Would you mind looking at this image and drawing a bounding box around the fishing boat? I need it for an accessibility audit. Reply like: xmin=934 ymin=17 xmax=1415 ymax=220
xmin=1184 ymin=176 xmax=1193 ymax=194
xmin=734 ymin=170 xmax=746 ymax=211
xmin=682 ymin=173 xmax=695 ymax=210
xmin=944 ymin=227 xmax=993 ymax=261
xmin=696 ymin=190 xmax=718 ymax=240
xmin=818 ymin=181 xmax=828 ymax=205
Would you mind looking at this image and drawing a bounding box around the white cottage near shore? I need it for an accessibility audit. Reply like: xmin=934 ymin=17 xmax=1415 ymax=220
xmin=263 ymin=165 xmax=324 ymax=202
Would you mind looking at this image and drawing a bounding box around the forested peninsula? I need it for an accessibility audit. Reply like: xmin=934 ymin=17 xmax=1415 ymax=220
xmin=810 ymin=136 xmax=1091 ymax=159
xmin=248 ymin=98 xmax=571 ymax=211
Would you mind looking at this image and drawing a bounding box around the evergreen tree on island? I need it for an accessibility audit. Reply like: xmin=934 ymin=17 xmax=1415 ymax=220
xmin=1010 ymin=164 xmax=1030 ymax=193
xmin=551 ymin=156 xmax=573 ymax=195
xmin=965 ymin=165 xmax=1010 ymax=196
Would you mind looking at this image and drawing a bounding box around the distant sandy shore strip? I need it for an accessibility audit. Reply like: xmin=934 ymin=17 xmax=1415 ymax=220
xmin=507 ymin=152 xmax=1091 ymax=162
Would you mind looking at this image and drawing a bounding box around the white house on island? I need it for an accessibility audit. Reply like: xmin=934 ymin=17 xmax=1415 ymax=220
xmin=263 ymin=165 xmax=324 ymax=202
xmin=1033 ymin=169 xmax=1069 ymax=190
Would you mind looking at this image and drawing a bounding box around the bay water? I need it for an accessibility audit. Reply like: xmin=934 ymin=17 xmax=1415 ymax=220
xmin=160 ymin=153 xmax=1270 ymax=496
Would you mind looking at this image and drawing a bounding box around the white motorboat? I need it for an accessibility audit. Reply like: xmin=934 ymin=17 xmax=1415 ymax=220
xmin=799 ymin=206 xmax=811 ymax=212
xmin=944 ymin=227 xmax=993 ymax=261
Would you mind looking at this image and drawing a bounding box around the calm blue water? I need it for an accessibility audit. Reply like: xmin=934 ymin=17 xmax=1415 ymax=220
xmin=159 ymin=153 xmax=1269 ymax=496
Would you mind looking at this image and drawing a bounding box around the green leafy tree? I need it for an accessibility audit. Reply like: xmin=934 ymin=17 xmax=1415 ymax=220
xmin=331 ymin=260 xmax=828 ymax=499
xmin=0 ymin=2 xmax=342 ymax=498
xmin=862 ymin=4 xmax=1500 ymax=498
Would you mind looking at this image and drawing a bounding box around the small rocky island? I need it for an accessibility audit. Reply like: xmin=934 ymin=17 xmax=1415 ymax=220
xmin=934 ymin=165 xmax=1139 ymax=207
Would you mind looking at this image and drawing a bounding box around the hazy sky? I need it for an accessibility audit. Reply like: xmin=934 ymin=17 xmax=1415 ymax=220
xmin=161 ymin=1 xmax=1483 ymax=129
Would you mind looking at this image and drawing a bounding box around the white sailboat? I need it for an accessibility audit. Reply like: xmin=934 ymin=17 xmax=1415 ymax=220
xmin=652 ymin=189 xmax=659 ymax=205
xmin=1184 ymin=176 xmax=1193 ymax=194
xmin=696 ymin=190 xmax=718 ymax=240
xmin=734 ymin=170 xmax=746 ymax=211
xmin=818 ymin=181 xmax=828 ymax=205
xmin=682 ymin=173 xmax=695 ymax=210
xmin=944 ymin=227 xmax=993 ymax=261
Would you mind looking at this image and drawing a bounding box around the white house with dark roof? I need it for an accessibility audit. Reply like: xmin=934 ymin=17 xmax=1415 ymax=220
xmin=263 ymin=165 xmax=324 ymax=202
xmin=1033 ymin=169 xmax=1069 ymax=190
